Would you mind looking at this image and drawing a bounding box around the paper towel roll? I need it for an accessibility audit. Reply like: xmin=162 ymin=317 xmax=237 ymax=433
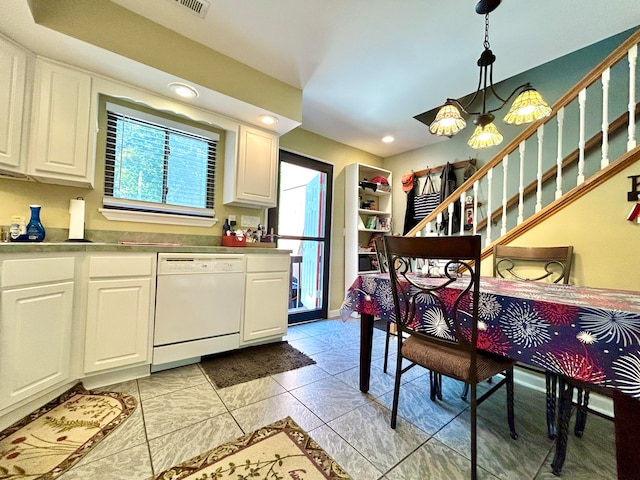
xmin=68 ymin=198 xmax=85 ymax=240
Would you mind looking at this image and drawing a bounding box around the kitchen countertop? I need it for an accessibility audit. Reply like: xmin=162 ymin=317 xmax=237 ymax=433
xmin=0 ymin=242 xmax=290 ymax=254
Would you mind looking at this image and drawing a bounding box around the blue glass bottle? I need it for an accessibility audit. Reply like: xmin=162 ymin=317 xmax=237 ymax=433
xmin=26 ymin=205 xmax=45 ymax=242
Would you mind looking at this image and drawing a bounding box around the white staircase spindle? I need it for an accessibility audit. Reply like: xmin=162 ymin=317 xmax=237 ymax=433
xmin=459 ymin=192 xmax=466 ymax=235
xmin=472 ymin=180 xmax=479 ymax=235
xmin=447 ymin=202 xmax=454 ymax=236
xmin=486 ymin=167 xmax=493 ymax=246
xmin=628 ymin=44 xmax=637 ymax=151
xmin=501 ymin=155 xmax=509 ymax=237
xmin=425 ymin=220 xmax=434 ymax=236
xmin=555 ymin=107 xmax=565 ymax=200
xmin=601 ymin=68 xmax=611 ymax=168
xmin=436 ymin=212 xmax=443 ymax=235
xmin=517 ymin=141 xmax=525 ymax=225
xmin=577 ymin=88 xmax=587 ymax=185
xmin=536 ymin=125 xmax=544 ymax=213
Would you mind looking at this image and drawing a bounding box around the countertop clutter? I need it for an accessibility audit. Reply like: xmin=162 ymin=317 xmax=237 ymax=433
xmin=0 ymin=228 xmax=286 ymax=254
xmin=0 ymin=242 xmax=284 ymax=254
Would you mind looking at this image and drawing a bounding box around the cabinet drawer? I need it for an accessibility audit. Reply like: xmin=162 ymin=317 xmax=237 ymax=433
xmin=1 ymin=257 xmax=75 ymax=288
xmin=246 ymin=255 xmax=289 ymax=273
xmin=89 ymin=255 xmax=154 ymax=278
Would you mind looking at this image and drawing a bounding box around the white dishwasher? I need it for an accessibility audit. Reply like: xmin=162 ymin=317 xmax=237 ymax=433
xmin=153 ymin=253 xmax=244 ymax=370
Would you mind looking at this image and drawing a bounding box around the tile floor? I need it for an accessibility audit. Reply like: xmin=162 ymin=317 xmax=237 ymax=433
xmin=59 ymin=318 xmax=616 ymax=479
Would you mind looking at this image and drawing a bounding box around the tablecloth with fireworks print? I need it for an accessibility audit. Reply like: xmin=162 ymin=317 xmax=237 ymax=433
xmin=341 ymin=273 xmax=640 ymax=399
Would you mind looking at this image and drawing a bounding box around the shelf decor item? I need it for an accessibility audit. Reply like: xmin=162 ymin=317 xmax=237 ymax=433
xmin=26 ymin=204 xmax=45 ymax=242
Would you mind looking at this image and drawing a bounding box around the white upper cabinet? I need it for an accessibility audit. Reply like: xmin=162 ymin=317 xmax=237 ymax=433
xmin=224 ymin=124 xmax=279 ymax=208
xmin=0 ymin=36 xmax=29 ymax=178
xmin=28 ymin=58 xmax=94 ymax=187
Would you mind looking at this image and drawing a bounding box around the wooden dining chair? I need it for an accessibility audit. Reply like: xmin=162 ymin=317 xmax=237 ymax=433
xmin=551 ymin=376 xmax=613 ymax=475
xmin=492 ymin=244 xmax=579 ymax=441
xmin=373 ymin=237 xmax=393 ymax=374
xmin=385 ymin=235 xmax=518 ymax=480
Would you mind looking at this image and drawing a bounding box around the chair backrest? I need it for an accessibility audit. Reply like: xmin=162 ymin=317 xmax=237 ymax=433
xmin=493 ymin=245 xmax=574 ymax=284
xmin=383 ymin=235 xmax=482 ymax=357
xmin=373 ymin=236 xmax=389 ymax=273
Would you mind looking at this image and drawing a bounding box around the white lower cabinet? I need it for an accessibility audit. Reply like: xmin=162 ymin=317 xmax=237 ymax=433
xmin=0 ymin=257 xmax=75 ymax=410
xmin=242 ymin=254 xmax=289 ymax=344
xmin=83 ymin=254 xmax=155 ymax=374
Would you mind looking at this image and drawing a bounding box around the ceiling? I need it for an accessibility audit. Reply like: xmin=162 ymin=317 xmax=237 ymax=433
xmin=1 ymin=0 xmax=638 ymax=158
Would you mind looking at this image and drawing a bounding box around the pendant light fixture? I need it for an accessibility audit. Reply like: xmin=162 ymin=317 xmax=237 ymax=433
xmin=428 ymin=0 xmax=551 ymax=149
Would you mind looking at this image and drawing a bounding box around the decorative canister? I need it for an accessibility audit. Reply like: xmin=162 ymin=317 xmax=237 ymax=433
xmin=26 ymin=205 xmax=45 ymax=242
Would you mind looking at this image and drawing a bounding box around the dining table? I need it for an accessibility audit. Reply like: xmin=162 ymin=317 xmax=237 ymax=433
xmin=341 ymin=272 xmax=640 ymax=480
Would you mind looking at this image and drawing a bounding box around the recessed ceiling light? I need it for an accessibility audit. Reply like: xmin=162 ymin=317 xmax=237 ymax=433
xmin=168 ymin=82 xmax=199 ymax=98
xmin=382 ymin=136 xmax=395 ymax=143
xmin=258 ymin=114 xmax=278 ymax=125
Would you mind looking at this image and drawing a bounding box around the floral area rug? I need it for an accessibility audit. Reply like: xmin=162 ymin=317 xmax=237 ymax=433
xmin=155 ymin=416 xmax=352 ymax=480
xmin=0 ymin=383 xmax=136 ymax=479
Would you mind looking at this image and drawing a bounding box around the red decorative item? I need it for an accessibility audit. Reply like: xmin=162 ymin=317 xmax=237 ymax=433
xmin=222 ymin=235 xmax=246 ymax=247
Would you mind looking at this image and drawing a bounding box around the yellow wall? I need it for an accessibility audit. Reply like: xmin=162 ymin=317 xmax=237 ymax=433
xmin=29 ymin=0 xmax=302 ymax=122
xmin=479 ymin=162 xmax=640 ymax=291
xmin=280 ymin=128 xmax=382 ymax=312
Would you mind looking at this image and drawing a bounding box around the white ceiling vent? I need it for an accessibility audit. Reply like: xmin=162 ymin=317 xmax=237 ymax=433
xmin=169 ymin=0 xmax=210 ymax=18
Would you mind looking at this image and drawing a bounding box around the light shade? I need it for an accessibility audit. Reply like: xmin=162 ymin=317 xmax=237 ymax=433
xmin=429 ymin=103 xmax=467 ymax=136
xmin=467 ymin=122 xmax=504 ymax=149
xmin=503 ymin=88 xmax=552 ymax=125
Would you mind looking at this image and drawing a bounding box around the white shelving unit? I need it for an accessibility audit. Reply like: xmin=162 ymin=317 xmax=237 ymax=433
xmin=345 ymin=162 xmax=392 ymax=290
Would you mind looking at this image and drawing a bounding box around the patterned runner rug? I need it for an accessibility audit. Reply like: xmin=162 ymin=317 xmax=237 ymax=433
xmin=0 ymin=383 xmax=136 ymax=479
xmin=200 ymin=341 xmax=316 ymax=388
xmin=154 ymin=416 xmax=351 ymax=479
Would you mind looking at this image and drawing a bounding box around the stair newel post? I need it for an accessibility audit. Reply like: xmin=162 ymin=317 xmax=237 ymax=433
xmin=628 ymin=44 xmax=638 ymax=151
xmin=473 ymin=180 xmax=479 ymax=235
xmin=501 ymin=154 xmax=509 ymax=237
xmin=601 ymin=67 xmax=611 ymax=168
xmin=486 ymin=167 xmax=493 ymax=246
xmin=517 ymin=141 xmax=525 ymax=225
xmin=578 ymin=88 xmax=587 ymax=185
xmin=459 ymin=192 xmax=466 ymax=235
xmin=555 ymin=107 xmax=565 ymax=200
xmin=536 ymin=125 xmax=544 ymax=213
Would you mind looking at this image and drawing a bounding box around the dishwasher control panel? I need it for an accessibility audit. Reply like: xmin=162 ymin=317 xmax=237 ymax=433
xmin=157 ymin=253 xmax=244 ymax=274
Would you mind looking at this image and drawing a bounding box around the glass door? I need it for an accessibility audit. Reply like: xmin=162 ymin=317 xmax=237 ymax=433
xmin=268 ymin=151 xmax=333 ymax=324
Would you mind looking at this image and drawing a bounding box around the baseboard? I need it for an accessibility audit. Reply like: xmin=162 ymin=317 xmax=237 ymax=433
xmin=514 ymin=367 xmax=613 ymax=417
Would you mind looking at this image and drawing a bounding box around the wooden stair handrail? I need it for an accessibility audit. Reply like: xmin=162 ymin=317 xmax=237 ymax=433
xmin=406 ymin=27 xmax=640 ymax=237
xmin=479 ymin=145 xmax=640 ymax=262
xmin=476 ymin=102 xmax=640 ymax=231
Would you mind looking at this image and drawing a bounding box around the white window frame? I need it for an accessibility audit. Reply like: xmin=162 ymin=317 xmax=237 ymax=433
xmin=100 ymin=100 xmax=219 ymax=226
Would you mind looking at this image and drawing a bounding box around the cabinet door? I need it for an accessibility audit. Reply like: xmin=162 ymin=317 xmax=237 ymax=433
xmin=0 ymin=282 xmax=73 ymax=409
xmin=84 ymin=277 xmax=152 ymax=373
xmin=29 ymin=59 xmax=93 ymax=187
xmin=225 ymin=125 xmax=278 ymax=207
xmin=0 ymin=37 xmax=27 ymax=174
xmin=243 ymin=271 xmax=288 ymax=343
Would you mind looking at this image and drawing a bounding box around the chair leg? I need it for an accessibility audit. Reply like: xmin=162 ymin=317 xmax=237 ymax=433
xmin=506 ymin=368 xmax=518 ymax=440
xmin=470 ymin=381 xmax=478 ymax=480
xmin=551 ymin=379 xmax=573 ymax=476
xmin=461 ymin=382 xmax=469 ymax=400
xmin=574 ymin=388 xmax=589 ymax=437
xmin=383 ymin=322 xmax=391 ymax=374
xmin=546 ymin=372 xmax=558 ymax=440
xmin=429 ymin=372 xmax=439 ymax=401
xmin=390 ymin=330 xmax=403 ymax=429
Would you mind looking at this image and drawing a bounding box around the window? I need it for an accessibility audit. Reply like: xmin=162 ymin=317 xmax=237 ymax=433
xmin=101 ymin=98 xmax=220 ymax=224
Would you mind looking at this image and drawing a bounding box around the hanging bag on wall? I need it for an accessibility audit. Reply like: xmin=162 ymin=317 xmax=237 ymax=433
xmin=413 ymin=171 xmax=440 ymax=221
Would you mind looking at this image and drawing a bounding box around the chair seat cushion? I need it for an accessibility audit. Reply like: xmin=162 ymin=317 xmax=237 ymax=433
xmin=402 ymin=335 xmax=516 ymax=383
